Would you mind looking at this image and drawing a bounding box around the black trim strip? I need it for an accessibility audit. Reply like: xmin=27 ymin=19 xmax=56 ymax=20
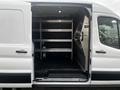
xmin=92 ymin=71 xmax=120 ymax=80
xmin=0 ymin=73 xmax=31 ymax=83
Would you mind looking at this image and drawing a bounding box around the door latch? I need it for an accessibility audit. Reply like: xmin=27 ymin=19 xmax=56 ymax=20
xmin=16 ymin=50 xmax=28 ymax=54
xmin=96 ymin=50 xmax=106 ymax=54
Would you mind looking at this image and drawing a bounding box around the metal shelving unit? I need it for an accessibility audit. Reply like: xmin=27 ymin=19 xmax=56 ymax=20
xmin=33 ymin=19 xmax=73 ymax=60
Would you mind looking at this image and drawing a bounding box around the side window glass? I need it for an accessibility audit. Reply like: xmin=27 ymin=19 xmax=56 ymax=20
xmin=118 ymin=21 xmax=120 ymax=40
xmin=98 ymin=17 xmax=119 ymax=49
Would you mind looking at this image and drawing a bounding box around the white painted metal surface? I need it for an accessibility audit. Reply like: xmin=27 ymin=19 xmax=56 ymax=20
xmin=91 ymin=12 xmax=120 ymax=72
xmin=0 ymin=1 xmax=32 ymax=88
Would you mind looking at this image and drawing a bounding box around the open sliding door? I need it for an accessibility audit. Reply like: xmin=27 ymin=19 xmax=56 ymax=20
xmin=74 ymin=15 xmax=89 ymax=72
xmin=80 ymin=16 xmax=89 ymax=71
xmin=0 ymin=1 xmax=32 ymax=88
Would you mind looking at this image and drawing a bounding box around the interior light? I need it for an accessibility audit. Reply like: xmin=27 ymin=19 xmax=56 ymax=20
xmin=58 ymin=20 xmax=62 ymax=22
xmin=58 ymin=10 xmax=62 ymax=14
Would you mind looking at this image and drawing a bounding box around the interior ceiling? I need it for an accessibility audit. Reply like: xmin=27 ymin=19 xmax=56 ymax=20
xmin=32 ymin=6 xmax=84 ymax=17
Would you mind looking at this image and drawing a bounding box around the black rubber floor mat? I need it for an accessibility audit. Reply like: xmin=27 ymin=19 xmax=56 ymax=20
xmin=48 ymin=73 xmax=86 ymax=78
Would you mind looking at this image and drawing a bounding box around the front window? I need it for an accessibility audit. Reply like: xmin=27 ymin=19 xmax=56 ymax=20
xmin=98 ymin=17 xmax=119 ymax=49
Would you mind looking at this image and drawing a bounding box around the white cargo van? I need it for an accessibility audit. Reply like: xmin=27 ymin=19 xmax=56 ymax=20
xmin=0 ymin=0 xmax=120 ymax=88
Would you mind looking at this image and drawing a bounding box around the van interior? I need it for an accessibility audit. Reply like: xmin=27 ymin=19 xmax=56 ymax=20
xmin=32 ymin=3 xmax=90 ymax=82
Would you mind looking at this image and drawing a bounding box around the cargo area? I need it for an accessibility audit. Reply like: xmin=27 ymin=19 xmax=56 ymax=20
xmin=32 ymin=3 xmax=90 ymax=82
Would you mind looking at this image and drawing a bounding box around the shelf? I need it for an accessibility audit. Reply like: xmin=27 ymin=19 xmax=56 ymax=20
xmin=33 ymin=39 xmax=72 ymax=42
xmin=42 ymin=20 xmax=72 ymax=23
xmin=42 ymin=39 xmax=72 ymax=42
xmin=42 ymin=48 xmax=72 ymax=52
xmin=33 ymin=29 xmax=72 ymax=32
xmin=42 ymin=29 xmax=72 ymax=32
xmin=35 ymin=48 xmax=72 ymax=52
xmin=33 ymin=19 xmax=72 ymax=23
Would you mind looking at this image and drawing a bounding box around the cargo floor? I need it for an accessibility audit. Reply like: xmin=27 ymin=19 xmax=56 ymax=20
xmin=35 ymin=59 xmax=88 ymax=81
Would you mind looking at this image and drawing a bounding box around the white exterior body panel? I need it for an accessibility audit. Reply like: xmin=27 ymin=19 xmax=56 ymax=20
xmin=0 ymin=84 xmax=32 ymax=88
xmin=91 ymin=12 xmax=120 ymax=72
xmin=90 ymin=4 xmax=120 ymax=85
xmin=0 ymin=1 xmax=33 ymax=88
